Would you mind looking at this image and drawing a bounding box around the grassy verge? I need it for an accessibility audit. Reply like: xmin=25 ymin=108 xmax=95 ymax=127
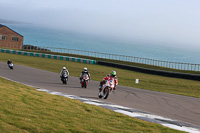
xmin=0 ymin=77 xmax=185 ymax=133
xmin=0 ymin=52 xmax=200 ymax=98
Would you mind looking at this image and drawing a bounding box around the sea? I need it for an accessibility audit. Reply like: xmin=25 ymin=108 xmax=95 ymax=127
xmin=1 ymin=23 xmax=200 ymax=64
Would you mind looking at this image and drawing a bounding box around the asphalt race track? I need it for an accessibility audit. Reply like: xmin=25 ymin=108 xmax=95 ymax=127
xmin=0 ymin=62 xmax=200 ymax=127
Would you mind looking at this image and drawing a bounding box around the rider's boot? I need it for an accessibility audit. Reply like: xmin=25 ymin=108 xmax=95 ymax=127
xmin=99 ymin=86 xmax=102 ymax=92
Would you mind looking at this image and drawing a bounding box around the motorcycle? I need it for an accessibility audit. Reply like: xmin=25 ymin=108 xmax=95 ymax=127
xmin=61 ymin=73 xmax=68 ymax=85
xmin=98 ymin=78 xmax=115 ymax=99
xmin=81 ymin=74 xmax=89 ymax=88
xmin=8 ymin=63 xmax=14 ymax=70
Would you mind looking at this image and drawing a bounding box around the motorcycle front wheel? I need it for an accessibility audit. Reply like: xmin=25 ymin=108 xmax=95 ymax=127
xmin=63 ymin=78 xmax=66 ymax=84
xmin=103 ymin=87 xmax=110 ymax=99
xmin=84 ymin=81 xmax=87 ymax=88
xmin=98 ymin=89 xmax=102 ymax=98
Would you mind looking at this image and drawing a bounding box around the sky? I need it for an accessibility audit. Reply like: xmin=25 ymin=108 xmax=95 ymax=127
xmin=0 ymin=0 xmax=200 ymax=50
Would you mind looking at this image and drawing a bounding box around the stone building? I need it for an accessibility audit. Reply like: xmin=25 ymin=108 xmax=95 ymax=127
xmin=0 ymin=24 xmax=23 ymax=49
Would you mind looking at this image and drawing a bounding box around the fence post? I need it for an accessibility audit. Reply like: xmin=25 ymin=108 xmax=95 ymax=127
xmin=177 ymin=63 xmax=179 ymax=70
xmin=174 ymin=63 xmax=176 ymax=69
xmin=184 ymin=63 xmax=186 ymax=70
xmin=178 ymin=63 xmax=180 ymax=70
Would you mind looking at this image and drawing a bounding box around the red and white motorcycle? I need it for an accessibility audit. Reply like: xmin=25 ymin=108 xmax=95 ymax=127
xmin=98 ymin=78 xmax=115 ymax=99
xmin=81 ymin=74 xmax=89 ymax=88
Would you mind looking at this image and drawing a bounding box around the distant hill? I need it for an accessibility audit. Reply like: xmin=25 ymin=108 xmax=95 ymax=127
xmin=0 ymin=19 xmax=30 ymax=24
xmin=0 ymin=19 xmax=17 ymax=24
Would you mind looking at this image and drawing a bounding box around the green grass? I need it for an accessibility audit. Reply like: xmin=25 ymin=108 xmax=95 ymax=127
xmin=0 ymin=52 xmax=200 ymax=98
xmin=0 ymin=77 xmax=185 ymax=133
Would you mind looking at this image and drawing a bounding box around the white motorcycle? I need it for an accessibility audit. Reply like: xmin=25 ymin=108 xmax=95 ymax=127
xmin=8 ymin=63 xmax=14 ymax=70
xmin=98 ymin=78 xmax=115 ymax=99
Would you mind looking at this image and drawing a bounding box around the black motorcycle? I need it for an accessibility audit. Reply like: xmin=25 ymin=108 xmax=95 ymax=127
xmin=61 ymin=74 xmax=68 ymax=84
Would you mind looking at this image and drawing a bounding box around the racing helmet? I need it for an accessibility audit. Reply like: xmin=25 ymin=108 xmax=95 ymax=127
xmin=84 ymin=67 xmax=87 ymax=71
xmin=111 ymin=70 xmax=116 ymax=77
xmin=63 ymin=67 xmax=66 ymax=70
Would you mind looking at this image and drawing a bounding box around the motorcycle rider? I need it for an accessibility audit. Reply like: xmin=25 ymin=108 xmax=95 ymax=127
xmin=99 ymin=70 xmax=118 ymax=91
xmin=60 ymin=67 xmax=69 ymax=82
xmin=80 ymin=67 xmax=90 ymax=83
xmin=7 ymin=59 xmax=12 ymax=65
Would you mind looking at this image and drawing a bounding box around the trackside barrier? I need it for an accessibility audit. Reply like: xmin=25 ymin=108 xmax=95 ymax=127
xmin=98 ymin=61 xmax=200 ymax=81
xmin=0 ymin=48 xmax=96 ymax=64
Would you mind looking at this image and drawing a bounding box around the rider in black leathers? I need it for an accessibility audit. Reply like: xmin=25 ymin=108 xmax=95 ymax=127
xmin=7 ymin=59 xmax=12 ymax=65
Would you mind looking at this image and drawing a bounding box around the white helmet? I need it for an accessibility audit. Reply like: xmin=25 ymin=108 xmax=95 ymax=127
xmin=84 ymin=67 xmax=87 ymax=71
xmin=63 ymin=67 xmax=66 ymax=70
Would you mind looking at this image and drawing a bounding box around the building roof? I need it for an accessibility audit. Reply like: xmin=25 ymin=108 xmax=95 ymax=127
xmin=0 ymin=24 xmax=23 ymax=37
xmin=0 ymin=24 xmax=4 ymax=28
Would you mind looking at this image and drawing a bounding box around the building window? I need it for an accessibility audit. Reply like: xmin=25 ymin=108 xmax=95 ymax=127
xmin=2 ymin=35 xmax=7 ymax=40
xmin=12 ymin=37 xmax=19 ymax=41
xmin=0 ymin=35 xmax=7 ymax=40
